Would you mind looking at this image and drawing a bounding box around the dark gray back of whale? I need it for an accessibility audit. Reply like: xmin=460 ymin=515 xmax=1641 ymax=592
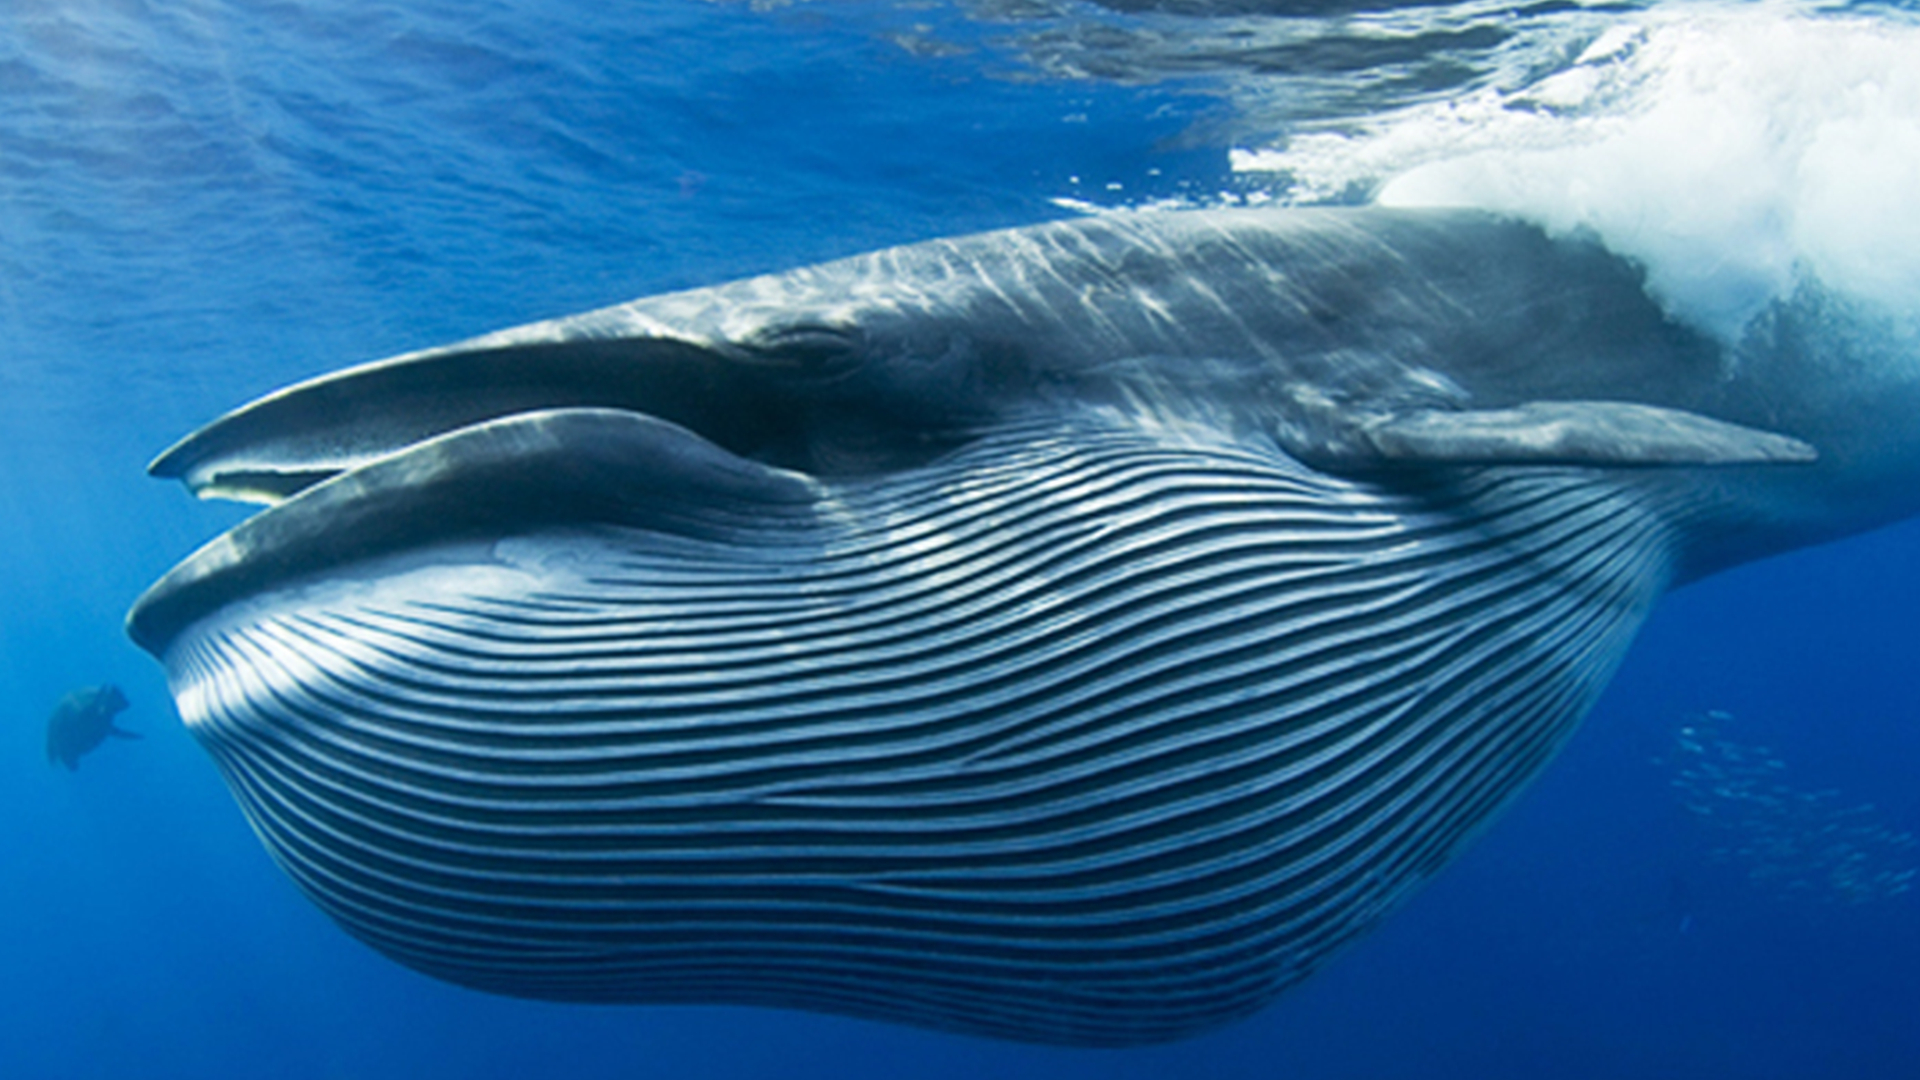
xmin=127 ymin=208 xmax=1920 ymax=1044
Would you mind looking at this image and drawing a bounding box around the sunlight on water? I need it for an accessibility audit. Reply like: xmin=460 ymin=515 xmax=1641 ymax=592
xmin=1230 ymin=3 xmax=1920 ymax=341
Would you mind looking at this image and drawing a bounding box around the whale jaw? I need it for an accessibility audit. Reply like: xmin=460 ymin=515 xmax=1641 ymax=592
xmin=159 ymin=418 xmax=1670 ymax=1045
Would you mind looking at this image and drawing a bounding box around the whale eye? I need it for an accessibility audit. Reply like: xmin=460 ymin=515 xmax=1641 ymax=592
xmin=738 ymin=320 xmax=867 ymax=377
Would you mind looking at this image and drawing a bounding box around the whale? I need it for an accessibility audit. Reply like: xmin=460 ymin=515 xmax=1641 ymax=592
xmin=128 ymin=207 xmax=1920 ymax=1045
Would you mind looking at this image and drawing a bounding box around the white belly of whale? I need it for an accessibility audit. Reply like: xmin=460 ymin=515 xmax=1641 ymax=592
xmin=162 ymin=425 xmax=1668 ymax=1044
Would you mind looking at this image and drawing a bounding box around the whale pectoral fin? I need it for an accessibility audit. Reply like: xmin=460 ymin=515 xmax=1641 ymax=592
xmin=127 ymin=407 xmax=825 ymax=655
xmin=1295 ymin=400 xmax=1816 ymax=470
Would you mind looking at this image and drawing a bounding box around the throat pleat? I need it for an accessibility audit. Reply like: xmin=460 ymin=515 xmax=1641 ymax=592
xmin=164 ymin=424 xmax=1670 ymax=1045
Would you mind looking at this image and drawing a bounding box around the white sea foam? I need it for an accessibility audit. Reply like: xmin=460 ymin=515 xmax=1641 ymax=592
xmin=1235 ymin=3 xmax=1920 ymax=341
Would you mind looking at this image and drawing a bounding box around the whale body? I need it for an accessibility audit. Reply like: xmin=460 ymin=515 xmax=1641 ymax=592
xmin=128 ymin=208 xmax=1920 ymax=1044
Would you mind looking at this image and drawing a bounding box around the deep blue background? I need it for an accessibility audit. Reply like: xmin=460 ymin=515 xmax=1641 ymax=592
xmin=2 ymin=2 xmax=1914 ymax=1076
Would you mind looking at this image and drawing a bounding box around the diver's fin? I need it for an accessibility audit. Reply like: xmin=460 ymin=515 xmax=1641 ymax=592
xmin=107 ymin=726 xmax=141 ymax=740
xmin=128 ymin=407 xmax=824 ymax=654
xmin=1297 ymin=400 xmax=1815 ymax=470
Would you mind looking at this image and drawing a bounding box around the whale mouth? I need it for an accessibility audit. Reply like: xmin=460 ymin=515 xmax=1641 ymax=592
xmin=146 ymin=334 xmax=808 ymax=506
xmin=127 ymin=315 xmax=988 ymax=656
xmin=126 ymin=405 xmax=825 ymax=656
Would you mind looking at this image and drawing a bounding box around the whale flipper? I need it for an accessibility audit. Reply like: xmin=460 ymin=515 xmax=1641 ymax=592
xmin=1328 ymin=400 xmax=1817 ymax=469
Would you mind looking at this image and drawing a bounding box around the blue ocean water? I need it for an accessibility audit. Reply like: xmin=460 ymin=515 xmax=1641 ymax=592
xmin=3 ymin=1 xmax=1917 ymax=1076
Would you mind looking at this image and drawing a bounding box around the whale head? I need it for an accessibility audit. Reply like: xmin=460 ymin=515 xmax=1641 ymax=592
xmin=128 ymin=207 xmax=1919 ymax=1044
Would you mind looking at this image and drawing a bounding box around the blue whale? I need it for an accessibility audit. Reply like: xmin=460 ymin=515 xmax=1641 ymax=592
xmin=128 ymin=208 xmax=1920 ymax=1044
